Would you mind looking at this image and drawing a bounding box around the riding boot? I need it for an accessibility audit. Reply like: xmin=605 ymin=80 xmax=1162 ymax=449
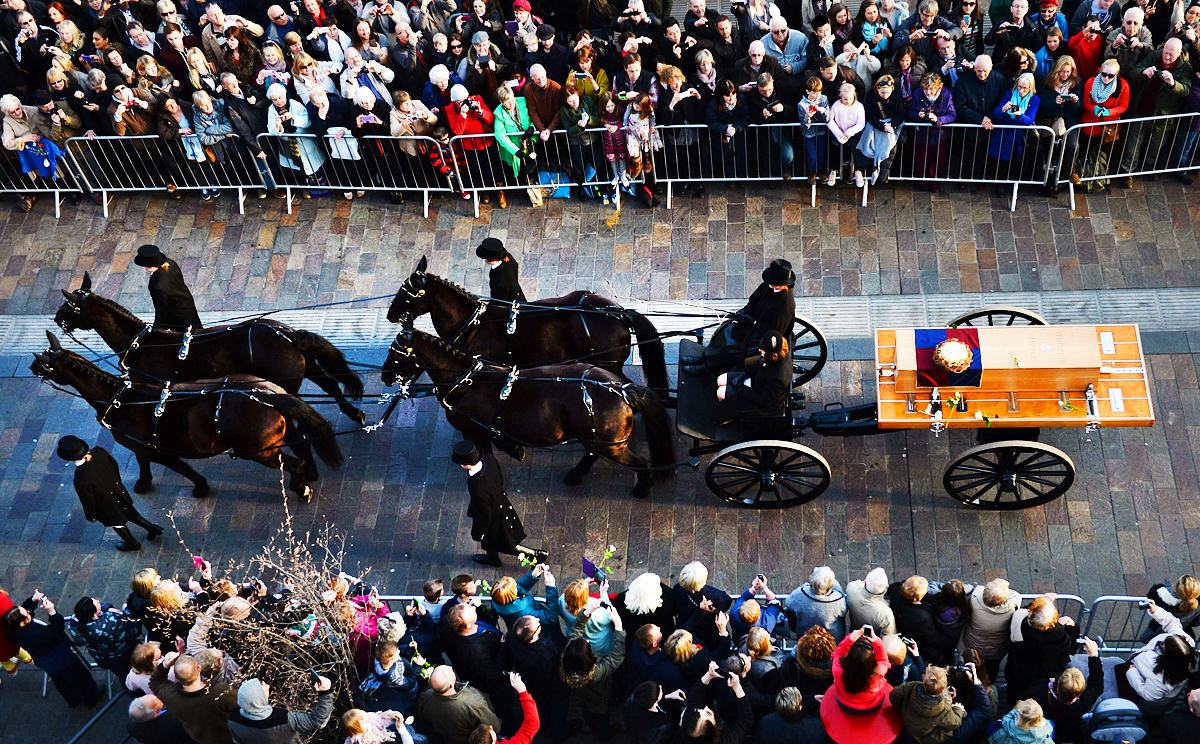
xmin=113 ymin=525 xmax=142 ymax=551
xmin=514 ymin=544 xmax=550 ymax=564
xmin=129 ymin=513 xmax=164 ymax=540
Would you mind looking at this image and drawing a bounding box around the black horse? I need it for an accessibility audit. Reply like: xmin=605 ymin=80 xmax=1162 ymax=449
xmin=386 ymin=326 xmax=675 ymax=497
xmin=32 ymin=332 xmax=344 ymax=500
xmin=385 ymin=256 xmax=669 ymax=393
xmin=55 ymin=272 xmax=365 ymax=433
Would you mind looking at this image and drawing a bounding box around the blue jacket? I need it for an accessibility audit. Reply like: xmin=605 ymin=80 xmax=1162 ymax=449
xmin=631 ymin=644 xmax=690 ymax=693
xmin=760 ymin=28 xmax=808 ymax=75
xmin=492 ymin=571 xmax=562 ymax=641
xmin=729 ymin=590 xmax=786 ymax=640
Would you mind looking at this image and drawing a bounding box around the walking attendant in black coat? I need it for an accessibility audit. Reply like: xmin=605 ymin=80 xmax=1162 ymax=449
xmin=452 ymin=441 xmax=547 ymax=567
xmin=476 ymin=237 xmax=527 ymax=303
xmin=57 ymin=436 xmax=163 ymax=552
xmin=133 ymin=244 xmax=203 ymax=331
xmin=683 ymin=258 xmax=797 ymax=375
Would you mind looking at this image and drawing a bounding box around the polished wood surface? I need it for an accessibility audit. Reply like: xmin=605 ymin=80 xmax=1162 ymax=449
xmin=876 ymin=324 xmax=1155 ymax=430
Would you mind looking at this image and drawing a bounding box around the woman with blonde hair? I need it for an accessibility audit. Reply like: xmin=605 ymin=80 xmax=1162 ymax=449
xmin=146 ymin=579 xmax=196 ymax=646
xmin=291 ymin=51 xmax=342 ymax=105
xmin=674 ymin=561 xmax=732 ymax=625
xmin=665 ymin=623 xmax=732 ymax=683
xmin=989 ymin=699 xmax=1054 ymax=744
xmin=184 ymin=46 xmax=220 ymax=96
xmin=1147 ymin=574 xmax=1200 ymax=635
xmin=135 ymin=55 xmax=176 ymax=96
xmin=1005 ymin=595 xmax=1079 ymax=705
xmin=126 ymin=568 xmax=160 ymax=626
xmin=341 ymin=707 xmax=415 ymax=744
xmin=742 ymin=626 xmax=785 ymax=688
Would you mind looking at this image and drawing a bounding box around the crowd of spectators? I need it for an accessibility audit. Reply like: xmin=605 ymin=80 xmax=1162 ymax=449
xmin=0 ymin=0 xmax=1197 ymax=211
xmin=3 ymin=561 xmax=1200 ymax=744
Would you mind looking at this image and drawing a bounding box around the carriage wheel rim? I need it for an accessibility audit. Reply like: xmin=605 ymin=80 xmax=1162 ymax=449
xmin=945 ymin=305 xmax=1049 ymax=328
xmin=791 ymin=314 xmax=829 ymax=385
xmin=705 ymin=440 xmax=831 ymax=509
xmin=942 ymin=440 xmax=1075 ymax=509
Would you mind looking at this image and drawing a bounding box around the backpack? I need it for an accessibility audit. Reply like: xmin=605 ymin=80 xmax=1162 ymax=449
xmin=1085 ymin=698 xmax=1148 ymax=743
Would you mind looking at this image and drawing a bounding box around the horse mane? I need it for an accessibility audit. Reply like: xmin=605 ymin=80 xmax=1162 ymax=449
xmin=59 ymin=349 xmax=123 ymax=387
xmin=88 ymin=293 xmax=144 ymax=327
xmin=417 ymin=331 xmax=507 ymax=372
xmin=424 ymin=272 xmax=476 ymax=300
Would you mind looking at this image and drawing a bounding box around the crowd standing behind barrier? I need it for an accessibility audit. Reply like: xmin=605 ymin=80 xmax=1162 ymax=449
xmin=9 ymin=565 xmax=1200 ymax=744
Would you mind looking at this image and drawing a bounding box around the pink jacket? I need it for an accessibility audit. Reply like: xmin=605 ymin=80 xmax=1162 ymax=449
xmin=830 ymin=633 xmax=892 ymax=709
xmin=827 ymin=100 xmax=866 ymax=141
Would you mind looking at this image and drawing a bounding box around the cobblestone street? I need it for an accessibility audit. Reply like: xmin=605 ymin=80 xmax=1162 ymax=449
xmin=1 ymin=181 xmax=1199 ymax=741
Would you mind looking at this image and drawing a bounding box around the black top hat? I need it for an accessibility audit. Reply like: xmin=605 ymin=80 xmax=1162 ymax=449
xmin=760 ymin=331 xmax=785 ymax=355
xmin=476 ymin=238 xmax=506 ymax=261
xmin=451 ymin=440 xmax=482 ymax=465
xmin=56 ymin=435 xmax=89 ymax=461
xmin=761 ymin=258 xmax=796 ymax=287
xmin=133 ymin=244 xmax=167 ymax=268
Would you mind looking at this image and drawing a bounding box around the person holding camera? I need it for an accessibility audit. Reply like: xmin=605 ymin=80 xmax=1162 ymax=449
xmin=227 ymin=674 xmax=336 ymax=744
xmin=1 ymin=590 xmax=102 ymax=708
xmin=1116 ymin=35 xmax=1191 ymax=185
xmin=889 ymin=664 xmax=967 ymax=744
xmin=820 ymin=624 xmax=904 ymax=744
xmin=13 ymin=10 xmax=58 ymax=88
xmin=1104 ymin=7 xmax=1153 ymax=72
xmin=150 ymin=651 xmax=240 ymax=744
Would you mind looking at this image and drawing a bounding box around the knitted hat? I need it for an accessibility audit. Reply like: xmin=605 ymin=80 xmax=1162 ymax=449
xmin=864 ymin=567 xmax=889 ymax=595
xmin=450 ymin=84 xmax=470 ymax=103
xmin=513 ymin=0 xmax=531 ymax=10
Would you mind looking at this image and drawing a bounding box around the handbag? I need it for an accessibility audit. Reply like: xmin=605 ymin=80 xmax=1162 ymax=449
xmin=1102 ymin=123 xmax=1120 ymax=144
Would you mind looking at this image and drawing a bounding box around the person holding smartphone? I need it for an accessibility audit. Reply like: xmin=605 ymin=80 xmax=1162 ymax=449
xmin=2 ymin=590 xmax=102 ymax=708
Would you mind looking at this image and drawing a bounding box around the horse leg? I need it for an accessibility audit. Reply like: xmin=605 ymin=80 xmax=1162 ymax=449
xmin=605 ymin=448 xmax=654 ymax=498
xmin=153 ymin=455 xmax=211 ymax=498
xmin=492 ymin=434 xmax=526 ymax=462
xmin=281 ymin=430 xmax=320 ymax=501
xmin=133 ymin=454 xmax=155 ymax=494
xmin=307 ymin=364 xmax=367 ymax=425
xmin=563 ymin=452 xmax=600 ymax=486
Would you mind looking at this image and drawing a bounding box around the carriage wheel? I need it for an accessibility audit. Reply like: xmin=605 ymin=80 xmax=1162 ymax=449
xmin=946 ymin=305 xmax=1048 ymax=328
xmin=705 ymin=440 xmax=831 ymax=508
xmin=792 ymin=314 xmax=829 ymax=386
xmin=943 ymin=441 xmax=1075 ymax=510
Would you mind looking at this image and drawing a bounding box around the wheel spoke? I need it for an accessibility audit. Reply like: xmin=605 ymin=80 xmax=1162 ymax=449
xmin=709 ymin=472 xmax=759 ymax=486
xmin=953 ymin=475 xmax=1001 ymax=493
xmin=725 ymin=479 xmax=759 ymax=499
xmin=712 ymin=463 xmax=760 ymax=475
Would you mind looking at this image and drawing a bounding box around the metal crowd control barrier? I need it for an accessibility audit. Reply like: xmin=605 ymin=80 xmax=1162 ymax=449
xmin=0 ymin=147 xmax=82 ymax=217
xmin=1081 ymin=595 xmax=1158 ymax=656
xmin=65 ymin=134 xmax=265 ymax=217
xmin=653 ymin=122 xmax=831 ymax=209
xmin=447 ymin=128 xmax=625 ymax=217
xmin=1058 ymin=112 xmax=1200 ymax=210
xmin=255 ymin=133 xmax=459 ymax=217
xmin=873 ymin=122 xmax=1058 ymax=212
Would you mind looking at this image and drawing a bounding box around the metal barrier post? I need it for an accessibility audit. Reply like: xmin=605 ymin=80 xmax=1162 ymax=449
xmin=1081 ymin=596 xmax=1157 ymax=656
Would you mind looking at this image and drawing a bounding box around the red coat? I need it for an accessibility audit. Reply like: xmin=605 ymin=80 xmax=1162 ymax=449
xmin=446 ymin=95 xmax=496 ymax=150
xmin=830 ymin=633 xmax=891 ymax=709
xmin=1080 ymin=75 xmax=1130 ymax=136
xmin=499 ymin=691 xmax=540 ymax=744
xmin=1068 ymin=32 xmax=1104 ymax=81
xmin=0 ymin=591 xmax=20 ymax=660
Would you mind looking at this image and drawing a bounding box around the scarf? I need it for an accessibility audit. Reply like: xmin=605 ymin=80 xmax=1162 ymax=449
xmin=1091 ymin=73 xmax=1116 ymax=104
xmin=698 ymin=67 xmax=717 ymax=89
xmin=1007 ymin=87 xmax=1032 ymax=117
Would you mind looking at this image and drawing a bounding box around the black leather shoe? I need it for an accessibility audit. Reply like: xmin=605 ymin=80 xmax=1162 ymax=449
xmin=145 ymin=526 xmax=164 ymax=541
xmin=117 ymin=541 xmax=142 ymax=551
xmin=473 ymin=553 xmax=503 ymax=567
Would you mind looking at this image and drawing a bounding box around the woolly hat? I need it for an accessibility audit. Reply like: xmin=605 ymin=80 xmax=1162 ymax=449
xmin=450 ymin=84 xmax=470 ymax=103
xmin=513 ymin=0 xmax=531 ymax=10
xmin=865 ymin=567 xmax=889 ymax=595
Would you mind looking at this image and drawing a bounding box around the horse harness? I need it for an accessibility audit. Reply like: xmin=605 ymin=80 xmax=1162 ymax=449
xmin=430 ymin=358 xmax=634 ymax=446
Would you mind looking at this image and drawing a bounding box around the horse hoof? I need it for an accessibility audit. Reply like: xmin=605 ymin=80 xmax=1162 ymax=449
xmin=563 ymin=471 xmax=584 ymax=487
xmin=134 ymin=480 xmax=154 ymax=494
xmin=303 ymin=486 xmax=313 ymax=503
xmin=192 ymin=484 xmax=211 ymax=498
xmin=511 ymin=445 xmax=526 ymax=461
xmin=352 ymin=409 xmax=367 ymax=425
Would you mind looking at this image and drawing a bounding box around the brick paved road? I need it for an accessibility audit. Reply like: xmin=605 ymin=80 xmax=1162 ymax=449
xmin=1 ymin=182 xmax=1199 ymax=741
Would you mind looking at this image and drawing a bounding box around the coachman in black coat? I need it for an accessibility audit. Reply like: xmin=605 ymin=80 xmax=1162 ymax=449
xmin=133 ymin=244 xmax=203 ymax=331
xmin=476 ymin=237 xmax=527 ymax=303
xmin=57 ymin=436 xmax=163 ymax=551
xmin=451 ymin=441 xmax=544 ymax=567
xmin=683 ymin=258 xmax=797 ymax=374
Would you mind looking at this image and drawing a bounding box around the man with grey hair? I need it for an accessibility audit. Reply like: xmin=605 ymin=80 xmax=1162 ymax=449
xmin=1116 ymin=36 xmax=1192 ymax=187
xmin=127 ymin=694 xmax=196 ymax=744
xmin=416 ymin=665 xmax=502 ymax=744
xmin=761 ymin=16 xmax=807 ymax=81
xmin=1104 ymin=6 xmax=1152 ymax=72
xmin=895 ymin=0 xmax=961 ymax=56
xmin=733 ymin=39 xmax=787 ymax=93
xmin=523 ymin=63 xmax=563 ymax=142
xmin=156 ymin=1 xmax=194 ymax=35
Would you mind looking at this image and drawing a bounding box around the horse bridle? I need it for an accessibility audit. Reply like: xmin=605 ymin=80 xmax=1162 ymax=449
xmin=57 ymin=289 xmax=88 ymax=332
xmin=393 ymin=273 xmax=429 ymax=325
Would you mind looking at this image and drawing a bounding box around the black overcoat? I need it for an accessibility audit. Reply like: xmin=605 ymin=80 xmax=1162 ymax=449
xmin=466 ymin=454 xmax=526 ymax=553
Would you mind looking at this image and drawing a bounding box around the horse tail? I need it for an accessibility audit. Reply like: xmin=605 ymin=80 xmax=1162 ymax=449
xmin=288 ymin=330 xmax=365 ymax=400
xmin=623 ymin=385 xmax=676 ymax=478
xmin=262 ymin=393 xmax=345 ymax=470
xmin=622 ymin=309 xmax=669 ymax=394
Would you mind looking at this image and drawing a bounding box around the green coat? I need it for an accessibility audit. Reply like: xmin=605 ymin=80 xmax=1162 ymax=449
xmin=494 ymin=98 xmax=533 ymax=178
